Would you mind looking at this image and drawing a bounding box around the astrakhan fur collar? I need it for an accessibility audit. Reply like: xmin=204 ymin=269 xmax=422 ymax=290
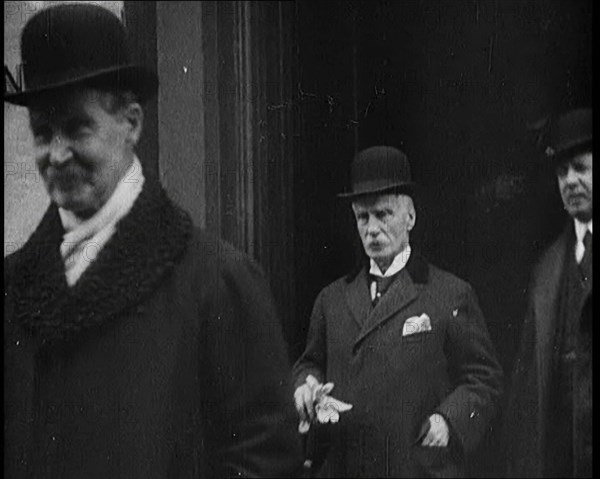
xmin=6 ymin=180 xmax=193 ymax=345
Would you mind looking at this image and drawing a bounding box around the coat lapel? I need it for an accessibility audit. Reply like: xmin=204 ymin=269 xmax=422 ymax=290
xmin=344 ymin=269 xmax=373 ymax=329
xmin=8 ymin=179 xmax=193 ymax=345
xmin=535 ymin=228 xmax=569 ymax=362
xmin=533 ymin=226 xmax=569 ymax=416
xmin=353 ymin=250 xmax=429 ymax=348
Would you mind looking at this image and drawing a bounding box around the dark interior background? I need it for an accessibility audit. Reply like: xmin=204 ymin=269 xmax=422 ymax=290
xmin=291 ymin=0 xmax=591 ymax=474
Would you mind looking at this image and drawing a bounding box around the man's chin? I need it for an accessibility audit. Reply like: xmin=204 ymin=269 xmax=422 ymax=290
xmin=367 ymin=250 xmax=392 ymax=263
xmin=571 ymin=210 xmax=593 ymax=222
xmin=51 ymin=192 xmax=97 ymax=218
xmin=565 ymin=203 xmax=592 ymax=222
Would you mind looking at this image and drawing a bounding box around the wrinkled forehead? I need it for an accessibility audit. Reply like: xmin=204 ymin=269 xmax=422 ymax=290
xmin=556 ymin=149 xmax=593 ymax=169
xmin=351 ymin=193 xmax=411 ymax=212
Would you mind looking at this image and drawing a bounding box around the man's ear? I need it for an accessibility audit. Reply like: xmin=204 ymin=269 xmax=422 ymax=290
xmin=124 ymin=102 xmax=144 ymax=146
xmin=407 ymin=199 xmax=417 ymax=231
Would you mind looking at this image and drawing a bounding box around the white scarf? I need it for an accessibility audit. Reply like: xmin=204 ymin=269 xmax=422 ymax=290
xmin=59 ymin=156 xmax=145 ymax=286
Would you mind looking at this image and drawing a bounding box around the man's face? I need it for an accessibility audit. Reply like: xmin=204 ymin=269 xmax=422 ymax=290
xmin=28 ymin=87 xmax=142 ymax=218
xmin=556 ymin=151 xmax=593 ymax=222
xmin=352 ymin=193 xmax=416 ymax=270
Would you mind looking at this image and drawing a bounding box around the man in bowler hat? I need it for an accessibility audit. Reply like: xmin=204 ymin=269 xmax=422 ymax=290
xmin=292 ymin=146 xmax=503 ymax=477
xmin=4 ymin=4 xmax=302 ymax=477
xmin=505 ymin=108 xmax=593 ymax=477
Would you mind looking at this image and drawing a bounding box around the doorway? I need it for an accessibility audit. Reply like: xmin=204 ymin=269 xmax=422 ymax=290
xmin=291 ymin=1 xmax=591 ymax=474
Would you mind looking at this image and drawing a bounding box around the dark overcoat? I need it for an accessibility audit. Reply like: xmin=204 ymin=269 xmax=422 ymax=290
xmin=504 ymin=224 xmax=593 ymax=477
xmin=4 ymin=180 xmax=303 ymax=478
xmin=293 ymin=252 xmax=503 ymax=478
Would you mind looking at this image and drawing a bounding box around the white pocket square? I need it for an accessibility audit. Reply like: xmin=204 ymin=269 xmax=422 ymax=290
xmin=402 ymin=313 xmax=432 ymax=336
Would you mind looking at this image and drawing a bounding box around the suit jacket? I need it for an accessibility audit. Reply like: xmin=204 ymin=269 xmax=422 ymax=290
xmin=504 ymin=223 xmax=592 ymax=477
xmin=4 ymin=179 xmax=303 ymax=478
xmin=293 ymin=252 xmax=503 ymax=478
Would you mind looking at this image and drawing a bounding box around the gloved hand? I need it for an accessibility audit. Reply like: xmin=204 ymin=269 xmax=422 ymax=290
xmin=421 ymin=413 xmax=450 ymax=447
xmin=294 ymin=374 xmax=352 ymax=434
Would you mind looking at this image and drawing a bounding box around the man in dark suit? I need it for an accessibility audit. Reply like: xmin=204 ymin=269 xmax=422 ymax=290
xmin=4 ymin=4 xmax=302 ymax=477
xmin=293 ymin=146 xmax=503 ymax=477
xmin=505 ymin=108 xmax=592 ymax=478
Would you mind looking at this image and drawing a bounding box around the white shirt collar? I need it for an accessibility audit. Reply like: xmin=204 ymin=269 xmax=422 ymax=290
xmin=574 ymin=218 xmax=593 ymax=244
xmin=369 ymin=244 xmax=412 ymax=277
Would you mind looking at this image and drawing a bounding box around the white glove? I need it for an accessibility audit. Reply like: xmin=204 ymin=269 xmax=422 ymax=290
xmin=294 ymin=374 xmax=352 ymax=434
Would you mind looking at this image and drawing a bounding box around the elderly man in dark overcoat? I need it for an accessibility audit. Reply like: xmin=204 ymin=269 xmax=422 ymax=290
xmin=292 ymin=146 xmax=503 ymax=477
xmin=4 ymin=4 xmax=302 ymax=478
xmin=505 ymin=108 xmax=593 ymax=477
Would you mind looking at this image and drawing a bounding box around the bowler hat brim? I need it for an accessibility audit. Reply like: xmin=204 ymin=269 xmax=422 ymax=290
xmin=337 ymin=181 xmax=416 ymax=199
xmin=4 ymin=65 xmax=158 ymax=106
xmin=549 ymin=138 xmax=593 ymax=163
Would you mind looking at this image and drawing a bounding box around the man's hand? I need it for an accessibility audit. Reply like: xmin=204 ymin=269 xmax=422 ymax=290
xmin=421 ymin=413 xmax=449 ymax=447
xmin=294 ymin=375 xmax=319 ymax=433
xmin=294 ymin=375 xmax=353 ymax=433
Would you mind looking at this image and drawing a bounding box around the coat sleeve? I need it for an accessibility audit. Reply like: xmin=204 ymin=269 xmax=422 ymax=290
xmin=291 ymin=289 xmax=327 ymax=390
xmin=201 ymin=250 xmax=304 ymax=478
xmin=435 ymin=284 xmax=504 ymax=455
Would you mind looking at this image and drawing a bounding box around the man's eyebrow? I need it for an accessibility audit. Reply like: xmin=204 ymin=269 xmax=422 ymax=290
xmin=375 ymin=205 xmax=392 ymax=212
xmin=572 ymin=161 xmax=590 ymax=170
xmin=65 ymin=115 xmax=93 ymax=127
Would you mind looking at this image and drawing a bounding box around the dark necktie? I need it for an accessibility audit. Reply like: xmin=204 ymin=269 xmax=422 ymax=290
xmin=370 ymin=274 xmax=398 ymax=306
xmin=579 ymin=230 xmax=592 ymax=282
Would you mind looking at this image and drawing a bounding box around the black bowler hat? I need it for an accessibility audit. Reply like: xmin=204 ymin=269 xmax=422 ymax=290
xmin=544 ymin=108 xmax=592 ymax=162
xmin=4 ymin=3 xmax=158 ymax=106
xmin=338 ymin=146 xmax=416 ymax=199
